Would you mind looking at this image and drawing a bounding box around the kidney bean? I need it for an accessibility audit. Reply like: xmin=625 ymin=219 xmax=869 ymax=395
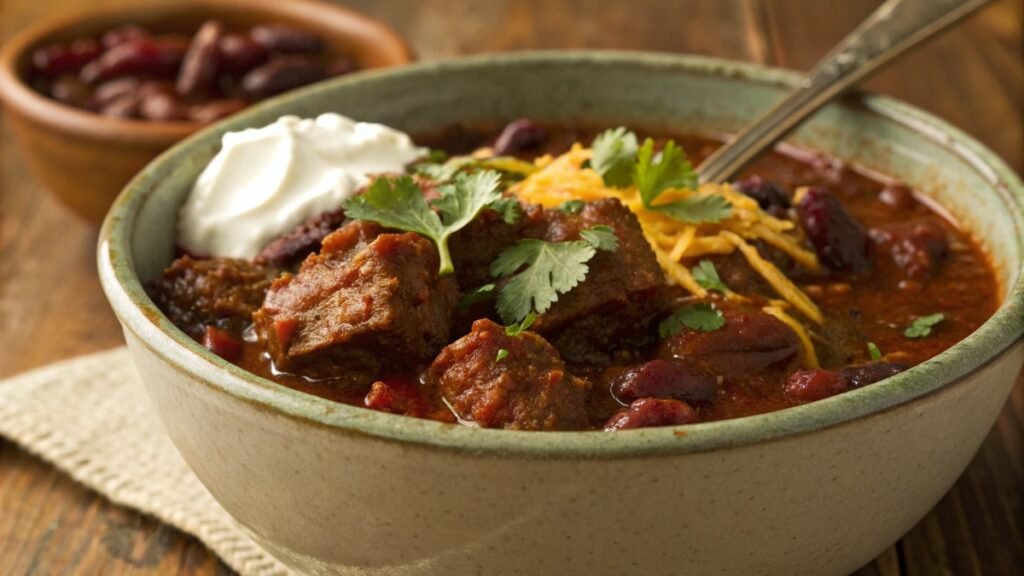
xmin=203 ymin=326 xmax=242 ymax=362
xmin=91 ymin=77 xmax=141 ymax=107
xmin=492 ymin=118 xmax=547 ymax=156
xmin=100 ymin=93 xmax=142 ymax=118
xmin=250 ymin=24 xmax=324 ymax=54
xmin=188 ymin=99 xmax=248 ymax=123
xmin=217 ymin=33 xmax=268 ymax=75
xmin=733 ymin=175 xmax=791 ymax=216
xmin=240 ymin=55 xmax=325 ymax=98
xmin=140 ymin=92 xmax=189 ymax=121
xmin=658 ymin=308 xmax=801 ymax=376
xmin=48 ymin=75 xmax=93 ymax=107
xmin=176 ymin=20 xmax=224 ymax=97
xmin=31 ymin=38 xmax=102 ymax=77
xmin=837 ymin=361 xmax=909 ymax=389
xmin=603 ymin=398 xmax=698 ymax=431
xmin=786 ymin=361 xmax=908 ymax=402
xmin=255 ymin=210 xmax=346 ymax=268
xmin=101 ymin=24 xmax=149 ymax=49
xmin=327 ymin=56 xmax=359 ymax=77
xmin=869 ymin=219 xmax=949 ymax=279
xmin=80 ymin=37 xmax=189 ymax=85
xmin=784 ymin=369 xmax=848 ymax=402
xmin=796 ymin=187 xmax=871 ymax=273
xmin=610 ymin=359 xmax=717 ymax=405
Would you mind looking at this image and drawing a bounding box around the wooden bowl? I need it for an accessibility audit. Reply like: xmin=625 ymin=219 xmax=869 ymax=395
xmin=0 ymin=0 xmax=412 ymax=225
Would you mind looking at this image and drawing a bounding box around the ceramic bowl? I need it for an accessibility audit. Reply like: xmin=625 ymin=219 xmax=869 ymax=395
xmin=0 ymin=0 xmax=412 ymax=225
xmin=98 ymin=52 xmax=1024 ymax=576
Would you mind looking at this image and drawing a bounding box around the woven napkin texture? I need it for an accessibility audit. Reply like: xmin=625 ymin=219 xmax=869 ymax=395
xmin=0 ymin=348 xmax=294 ymax=576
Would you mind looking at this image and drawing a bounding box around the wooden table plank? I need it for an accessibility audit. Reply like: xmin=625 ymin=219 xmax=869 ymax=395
xmin=0 ymin=1 xmax=1020 ymax=574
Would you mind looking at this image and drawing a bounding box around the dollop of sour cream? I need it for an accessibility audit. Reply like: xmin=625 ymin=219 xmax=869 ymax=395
xmin=178 ymin=113 xmax=423 ymax=259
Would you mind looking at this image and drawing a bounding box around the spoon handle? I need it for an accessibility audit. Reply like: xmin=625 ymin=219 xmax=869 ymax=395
xmin=696 ymin=0 xmax=992 ymax=184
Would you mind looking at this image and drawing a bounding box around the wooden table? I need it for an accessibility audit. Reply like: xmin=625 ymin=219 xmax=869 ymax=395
xmin=1 ymin=0 xmax=1020 ymax=574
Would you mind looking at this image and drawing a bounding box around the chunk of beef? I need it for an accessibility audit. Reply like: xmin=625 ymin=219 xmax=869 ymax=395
xmin=657 ymin=307 xmax=801 ymax=376
xmin=449 ymin=202 xmax=544 ymax=289
xmin=426 ymin=319 xmax=590 ymax=430
xmin=609 ymin=359 xmax=717 ymax=405
xmin=363 ymin=378 xmax=454 ymax=422
xmin=533 ymin=199 xmax=665 ymax=365
xmin=148 ymin=256 xmax=278 ymax=339
xmin=784 ymin=361 xmax=909 ymax=402
xmin=603 ymin=398 xmax=698 ymax=431
xmin=255 ymin=210 xmax=346 ymax=268
xmin=254 ymin=221 xmax=457 ymax=379
xmin=869 ymin=219 xmax=949 ymax=279
xmin=796 ymin=187 xmax=871 ymax=273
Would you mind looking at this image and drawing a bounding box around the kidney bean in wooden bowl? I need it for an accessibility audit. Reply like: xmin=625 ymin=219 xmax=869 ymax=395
xmin=0 ymin=0 xmax=412 ymax=225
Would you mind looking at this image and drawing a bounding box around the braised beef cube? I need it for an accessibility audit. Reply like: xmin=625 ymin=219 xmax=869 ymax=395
xmin=603 ymin=398 xmax=698 ymax=431
xmin=147 ymin=256 xmax=278 ymax=339
xmin=869 ymin=219 xmax=949 ymax=279
xmin=254 ymin=221 xmax=457 ymax=379
xmin=658 ymin=308 xmax=801 ymax=376
xmin=533 ymin=199 xmax=665 ymax=365
xmin=449 ymin=202 xmax=544 ymax=289
xmin=610 ymin=359 xmax=717 ymax=405
xmin=426 ymin=319 xmax=590 ymax=430
xmin=256 ymin=210 xmax=347 ymax=268
xmin=796 ymin=187 xmax=871 ymax=273
xmin=364 ymin=378 xmax=454 ymax=422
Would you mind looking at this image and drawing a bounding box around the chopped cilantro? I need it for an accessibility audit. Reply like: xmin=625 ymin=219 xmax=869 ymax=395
xmin=558 ymin=199 xmax=586 ymax=214
xmin=591 ymin=127 xmax=639 ymax=187
xmin=343 ymin=171 xmax=506 ymax=276
xmin=415 ymin=155 xmax=535 ymax=184
xmin=692 ymin=259 xmax=728 ymax=293
xmin=589 ymin=128 xmax=732 ymax=224
xmin=634 ymin=138 xmax=732 ymax=223
xmin=658 ymin=303 xmax=725 ymax=337
xmin=579 ymin=225 xmax=619 ymax=252
xmin=867 ymin=342 xmax=882 ymax=361
xmin=457 ymin=283 xmax=496 ymax=309
xmin=490 ymin=227 xmax=618 ymax=324
xmin=904 ymin=313 xmax=945 ymax=338
xmin=505 ymin=312 xmax=536 ymax=336
xmin=496 ymin=348 xmax=510 ymax=362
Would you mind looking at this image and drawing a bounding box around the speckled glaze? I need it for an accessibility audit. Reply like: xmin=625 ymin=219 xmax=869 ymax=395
xmin=99 ymin=53 xmax=1024 ymax=576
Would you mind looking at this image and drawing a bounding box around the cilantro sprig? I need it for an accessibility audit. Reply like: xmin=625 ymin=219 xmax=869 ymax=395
xmin=904 ymin=313 xmax=945 ymax=338
xmin=342 ymin=171 xmax=515 ymax=276
xmin=490 ymin=227 xmax=619 ymax=324
xmin=867 ymin=342 xmax=883 ymax=361
xmin=691 ymin=259 xmax=728 ymax=293
xmin=658 ymin=303 xmax=725 ymax=338
xmin=591 ymin=128 xmax=732 ymax=224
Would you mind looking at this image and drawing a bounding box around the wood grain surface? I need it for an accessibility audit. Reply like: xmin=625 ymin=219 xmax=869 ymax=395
xmin=0 ymin=0 xmax=1020 ymax=574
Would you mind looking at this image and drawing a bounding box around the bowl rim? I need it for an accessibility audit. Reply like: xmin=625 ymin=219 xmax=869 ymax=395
xmin=0 ymin=0 xmax=413 ymax=144
xmin=98 ymin=50 xmax=1024 ymax=459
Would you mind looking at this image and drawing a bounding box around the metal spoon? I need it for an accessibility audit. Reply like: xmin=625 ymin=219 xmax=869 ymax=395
xmin=697 ymin=0 xmax=993 ymax=184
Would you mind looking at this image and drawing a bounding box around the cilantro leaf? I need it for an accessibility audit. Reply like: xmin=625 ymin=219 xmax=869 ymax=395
xmin=415 ymin=155 xmax=536 ymax=184
xmin=488 ymin=197 xmax=522 ymax=224
xmin=904 ymin=313 xmax=945 ymax=338
xmin=558 ymin=199 xmax=586 ymax=214
xmin=867 ymin=342 xmax=882 ymax=361
xmin=496 ymin=348 xmax=510 ymax=361
xmin=634 ymin=138 xmax=731 ymax=223
xmin=457 ymin=283 xmax=496 ymax=310
xmin=579 ymin=224 xmax=619 ymax=252
xmin=591 ymin=127 xmax=639 ymax=187
xmin=505 ymin=312 xmax=536 ymax=336
xmin=692 ymin=259 xmax=728 ymax=293
xmin=490 ymin=227 xmax=618 ymax=323
xmin=343 ymin=171 xmax=503 ymax=276
xmin=658 ymin=303 xmax=725 ymax=337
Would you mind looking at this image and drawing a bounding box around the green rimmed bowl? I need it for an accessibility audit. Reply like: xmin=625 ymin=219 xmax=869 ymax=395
xmin=98 ymin=52 xmax=1024 ymax=576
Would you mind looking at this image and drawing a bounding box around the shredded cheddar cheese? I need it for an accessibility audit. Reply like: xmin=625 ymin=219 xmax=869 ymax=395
xmin=507 ymin=143 xmax=827 ymax=365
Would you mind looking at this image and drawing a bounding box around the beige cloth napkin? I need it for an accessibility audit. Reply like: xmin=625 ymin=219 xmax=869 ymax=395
xmin=0 ymin=348 xmax=294 ymax=576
